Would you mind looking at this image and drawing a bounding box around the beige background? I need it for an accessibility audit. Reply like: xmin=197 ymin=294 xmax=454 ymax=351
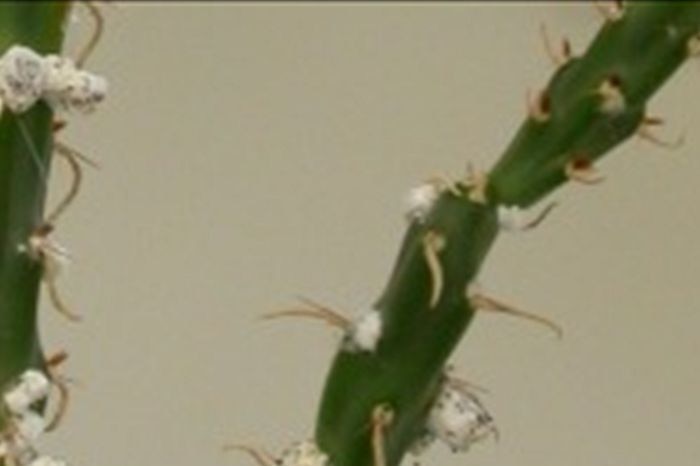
xmin=38 ymin=3 xmax=700 ymax=466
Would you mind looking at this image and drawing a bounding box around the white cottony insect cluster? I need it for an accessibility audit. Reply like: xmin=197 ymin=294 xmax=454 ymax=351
xmin=1 ymin=370 xmax=67 ymax=466
xmin=404 ymin=182 xmax=440 ymax=223
xmin=342 ymin=308 xmax=383 ymax=353
xmin=278 ymin=440 xmax=330 ymax=466
xmin=0 ymin=45 xmax=107 ymax=116
xmin=411 ymin=377 xmax=497 ymax=455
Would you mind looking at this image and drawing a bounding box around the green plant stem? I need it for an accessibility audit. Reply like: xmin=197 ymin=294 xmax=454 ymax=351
xmin=0 ymin=1 xmax=70 ymax=439
xmin=314 ymin=4 xmax=700 ymax=466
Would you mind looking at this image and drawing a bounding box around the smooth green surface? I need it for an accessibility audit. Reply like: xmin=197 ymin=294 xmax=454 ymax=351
xmin=0 ymin=0 xmax=70 ymax=437
xmin=314 ymin=4 xmax=700 ymax=466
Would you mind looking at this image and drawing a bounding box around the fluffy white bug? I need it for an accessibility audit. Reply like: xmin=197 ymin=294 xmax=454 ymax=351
xmin=424 ymin=379 xmax=498 ymax=453
xmin=343 ymin=308 xmax=383 ymax=353
xmin=404 ymin=182 xmax=440 ymax=223
xmin=3 ymin=370 xmax=51 ymax=415
xmin=43 ymin=57 xmax=107 ymax=114
xmin=42 ymin=53 xmax=108 ymax=114
xmin=0 ymin=45 xmax=48 ymax=114
xmin=14 ymin=411 xmax=48 ymax=444
xmin=278 ymin=440 xmax=329 ymax=466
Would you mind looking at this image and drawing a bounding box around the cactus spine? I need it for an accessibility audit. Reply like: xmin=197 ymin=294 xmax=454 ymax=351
xmin=309 ymin=4 xmax=700 ymax=466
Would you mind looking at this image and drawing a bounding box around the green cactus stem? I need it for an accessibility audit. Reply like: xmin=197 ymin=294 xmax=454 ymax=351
xmin=0 ymin=1 xmax=70 ymax=438
xmin=313 ymin=4 xmax=700 ymax=466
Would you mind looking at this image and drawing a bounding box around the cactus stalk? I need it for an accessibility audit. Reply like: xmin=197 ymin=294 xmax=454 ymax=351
xmin=312 ymin=4 xmax=700 ymax=466
xmin=0 ymin=0 xmax=71 ymax=456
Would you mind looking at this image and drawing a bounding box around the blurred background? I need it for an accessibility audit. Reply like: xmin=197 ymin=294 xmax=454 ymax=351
xmin=41 ymin=3 xmax=700 ymax=466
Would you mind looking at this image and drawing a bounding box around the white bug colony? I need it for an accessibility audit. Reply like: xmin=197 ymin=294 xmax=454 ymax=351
xmin=342 ymin=308 xmax=383 ymax=353
xmin=1 ymin=369 xmax=67 ymax=466
xmin=404 ymin=182 xmax=440 ymax=223
xmin=278 ymin=440 xmax=330 ymax=466
xmin=411 ymin=376 xmax=497 ymax=455
xmin=0 ymin=44 xmax=108 ymax=117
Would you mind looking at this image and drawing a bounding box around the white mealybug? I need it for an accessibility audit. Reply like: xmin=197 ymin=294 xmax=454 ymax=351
xmin=3 ymin=369 xmax=51 ymax=415
xmin=28 ymin=455 xmax=68 ymax=466
xmin=0 ymin=45 xmax=48 ymax=114
xmin=405 ymin=182 xmax=440 ymax=223
xmin=278 ymin=440 xmax=329 ymax=466
xmin=425 ymin=380 xmax=497 ymax=453
xmin=42 ymin=54 xmax=107 ymax=114
xmin=14 ymin=410 xmax=48 ymax=443
xmin=58 ymin=69 xmax=108 ymax=114
xmin=342 ymin=308 xmax=383 ymax=353
xmin=42 ymin=54 xmax=79 ymax=109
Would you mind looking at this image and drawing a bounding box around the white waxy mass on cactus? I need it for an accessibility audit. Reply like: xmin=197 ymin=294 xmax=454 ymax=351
xmin=343 ymin=308 xmax=383 ymax=353
xmin=0 ymin=44 xmax=108 ymax=117
xmin=424 ymin=380 xmax=497 ymax=453
xmin=14 ymin=411 xmax=48 ymax=443
xmin=405 ymin=182 xmax=440 ymax=222
xmin=0 ymin=45 xmax=48 ymax=113
xmin=278 ymin=440 xmax=329 ymax=466
xmin=3 ymin=369 xmax=51 ymax=415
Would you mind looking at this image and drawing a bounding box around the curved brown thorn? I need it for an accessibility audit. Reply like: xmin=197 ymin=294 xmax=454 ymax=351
xmin=57 ymin=140 xmax=101 ymax=169
xmin=76 ymin=1 xmax=105 ymax=69
xmin=422 ymin=231 xmax=446 ymax=309
xmin=522 ymin=201 xmax=558 ymax=231
xmin=565 ymin=159 xmax=605 ymax=185
xmin=637 ymin=125 xmax=686 ymax=151
xmin=223 ymin=444 xmax=277 ymax=466
xmin=46 ymin=276 xmax=82 ymax=322
xmin=526 ymin=88 xmax=551 ymax=123
xmin=371 ymin=405 xmax=394 ymax=466
xmin=469 ymin=293 xmax=563 ymax=339
xmin=446 ymin=376 xmax=490 ymax=395
xmin=261 ymin=308 xmax=349 ymax=330
xmin=539 ymin=23 xmax=570 ymax=67
xmin=46 ymin=349 xmax=69 ymax=368
xmin=44 ymin=376 xmax=70 ymax=432
xmin=52 ymin=119 xmax=68 ymax=133
xmin=45 ymin=142 xmax=83 ymax=226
